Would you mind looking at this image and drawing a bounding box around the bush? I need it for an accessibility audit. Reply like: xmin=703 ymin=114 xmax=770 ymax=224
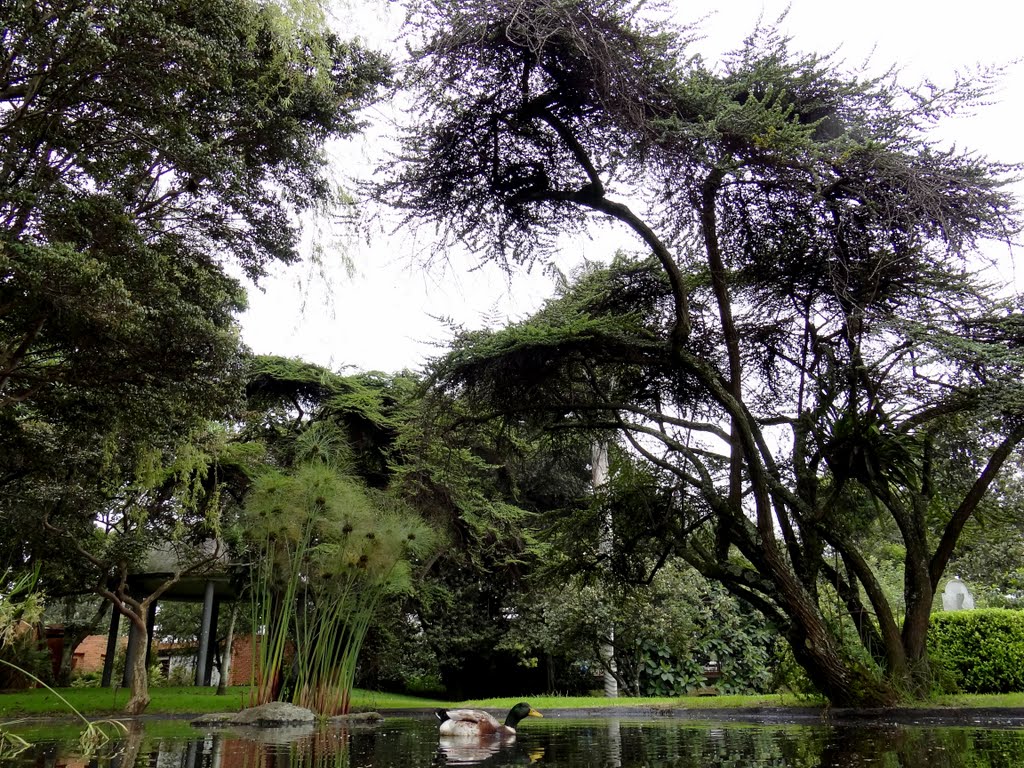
xmin=929 ymin=609 xmax=1024 ymax=693
xmin=163 ymin=662 xmax=194 ymax=688
xmin=70 ymin=670 xmax=102 ymax=688
xmin=0 ymin=631 xmax=52 ymax=689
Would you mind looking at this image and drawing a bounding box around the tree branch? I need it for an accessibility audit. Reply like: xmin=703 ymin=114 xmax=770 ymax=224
xmin=930 ymin=424 xmax=1024 ymax=589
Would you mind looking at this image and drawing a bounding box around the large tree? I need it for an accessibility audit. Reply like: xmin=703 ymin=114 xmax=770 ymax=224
xmin=1 ymin=0 xmax=388 ymax=522
xmin=1 ymin=0 xmax=388 ymax=712
xmin=380 ymin=0 xmax=1024 ymax=705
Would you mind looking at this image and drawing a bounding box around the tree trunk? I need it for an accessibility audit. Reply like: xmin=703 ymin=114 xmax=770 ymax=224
xmin=57 ymin=638 xmax=77 ymax=688
xmin=123 ymin=612 xmax=151 ymax=716
xmin=788 ymin=624 xmax=896 ymax=707
xmin=771 ymin=554 xmax=899 ymax=707
xmin=899 ymin=578 xmax=935 ymax=697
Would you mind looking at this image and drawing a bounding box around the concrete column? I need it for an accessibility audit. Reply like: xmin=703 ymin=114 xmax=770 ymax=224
xmin=204 ymin=598 xmax=221 ymax=685
xmin=101 ymin=605 xmax=120 ymax=688
xmin=195 ymin=580 xmax=216 ymax=686
xmin=144 ymin=601 xmax=157 ymax=669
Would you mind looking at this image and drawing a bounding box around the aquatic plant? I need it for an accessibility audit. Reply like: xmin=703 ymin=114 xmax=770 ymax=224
xmin=244 ymin=436 xmax=435 ymax=715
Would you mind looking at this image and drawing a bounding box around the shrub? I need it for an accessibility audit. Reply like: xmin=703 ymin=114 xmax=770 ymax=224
xmin=164 ymin=662 xmax=194 ymax=688
xmin=70 ymin=670 xmax=102 ymax=688
xmin=929 ymin=609 xmax=1024 ymax=693
xmin=0 ymin=631 xmax=52 ymax=689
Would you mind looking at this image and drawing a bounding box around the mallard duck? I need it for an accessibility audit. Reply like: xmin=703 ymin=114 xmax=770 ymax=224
xmin=435 ymin=702 xmax=543 ymax=737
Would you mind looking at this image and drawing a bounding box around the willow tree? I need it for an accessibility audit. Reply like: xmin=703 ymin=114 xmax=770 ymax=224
xmin=379 ymin=0 xmax=1024 ymax=705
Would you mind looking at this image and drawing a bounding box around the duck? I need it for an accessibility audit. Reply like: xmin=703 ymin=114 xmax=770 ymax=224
xmin=435 ymin=702 xmax=543 ymax=737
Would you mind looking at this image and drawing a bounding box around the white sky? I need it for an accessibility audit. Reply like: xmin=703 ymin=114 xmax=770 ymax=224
xmin=239 ymin=0 xmax=1024 ymax=374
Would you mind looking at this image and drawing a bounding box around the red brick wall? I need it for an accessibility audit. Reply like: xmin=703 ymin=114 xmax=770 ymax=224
xmin=229 ymin=634 xmax=256 ymax=686
xmin=57 ymin=631 xmax=257 ymax=685
xmin=74 ymin=634 xmax=122 ymax=674
xmin=227 ymin=635 xmax=293 ymax=687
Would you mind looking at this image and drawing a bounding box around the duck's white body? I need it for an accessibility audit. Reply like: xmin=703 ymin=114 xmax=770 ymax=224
xmin=438 ymin=709 xmax=510 ymax=737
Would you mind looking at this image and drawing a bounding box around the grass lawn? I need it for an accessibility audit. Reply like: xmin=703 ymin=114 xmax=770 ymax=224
xmin=2 ymin=686 xmax=1023 ymax=720
xmin=0 ymin=686 xmax=452 ymax=719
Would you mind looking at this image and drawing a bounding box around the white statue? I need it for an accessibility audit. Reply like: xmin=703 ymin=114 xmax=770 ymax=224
xmin=942 ymin=577 xmax=975 ymax=611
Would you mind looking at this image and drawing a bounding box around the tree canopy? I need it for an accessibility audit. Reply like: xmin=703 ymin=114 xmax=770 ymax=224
xmin=0 ymin=0 xmax=390 ymax=713
xmin=382 ymin=0 xmax=1024 ymax=705
xmin=1 ymin=0 xmax=390 ymax=569
xmin=238 ymin=355 xmax=586 ymax=698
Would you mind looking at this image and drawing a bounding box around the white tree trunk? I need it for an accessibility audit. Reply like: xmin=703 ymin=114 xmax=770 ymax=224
xmin=592 ymin=441 xmax=617 ymax=698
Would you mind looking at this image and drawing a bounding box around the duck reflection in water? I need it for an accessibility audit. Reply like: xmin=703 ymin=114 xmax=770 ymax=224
xmin=437 ymin=736 xmax=545 ymax=766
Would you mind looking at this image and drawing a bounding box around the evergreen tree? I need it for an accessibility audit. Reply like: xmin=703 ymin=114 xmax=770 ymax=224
xmin=382 ymin=0 xmax=1024 ymax=704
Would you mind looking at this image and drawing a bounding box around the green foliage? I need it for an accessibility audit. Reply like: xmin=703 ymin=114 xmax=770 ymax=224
xmin=946 ymin=470 xmax=1024 ymax=609
xmin=0 ymin=0 xmax=389 ymax=588
xmin=0 ymin=571 xmax=126 ymax=757
xmin=69 ymin=671 xmax=102 ymax=689
xmin=0 ymin=570 xmax=42 ymax=646
xmin=394 ymin=419 xmax=591 ymax=696
xmin=241 ymin=414 xmax=437 ymax=714
xmin=0 ymin=569 xmax=49 ymax=689
xmin=1 ymin=0 xmax=388 ymax=275
xmin=0 ymin=0 xmax=390 ymax=692
xmin=356 ymin=603 xmax=445 ymax=697
xmin=389 ymin=0 xmax=1024 ymax=706
xmin=929 ymin=610 xmax=1024 ymax=694
xmin=520 ymin=564 xmax=777 ymax=697
xmin=239 ymin=353 xmax=578 ymax=700
xmin=159 ymin=663 xmax=195 ymax=689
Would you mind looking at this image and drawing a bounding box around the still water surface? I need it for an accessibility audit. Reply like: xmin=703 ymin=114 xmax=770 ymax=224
xmin=7 ymin=715 xmax=1024 ymax=767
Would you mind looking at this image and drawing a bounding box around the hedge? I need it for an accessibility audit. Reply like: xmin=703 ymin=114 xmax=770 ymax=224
xmin=929 ymin=609 xmax=1024 ymax=693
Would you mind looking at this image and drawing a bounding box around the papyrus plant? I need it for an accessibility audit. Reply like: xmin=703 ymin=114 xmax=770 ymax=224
xmin=244 ymin=448 xmax=434 ymax=714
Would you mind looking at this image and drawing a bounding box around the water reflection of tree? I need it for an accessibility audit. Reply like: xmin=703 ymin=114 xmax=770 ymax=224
xmin=523 ymin=723 xmax=1024 ymax=768
xmin=216 ymin=729 xmax=350 ymax=768
xmin=615 ymin=724 xmax=829 ymax=767
xmin=108 ymin=722 xmax=144 ymax=768
xmin=24 ymin=720 xmax=1024 ymax=768
xmin=821 ymin=726 xmax=1024 ymax=768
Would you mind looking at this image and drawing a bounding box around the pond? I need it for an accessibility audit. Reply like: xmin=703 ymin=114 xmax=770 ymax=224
xmin=5 ymin=714 xmax=1024 ymax=767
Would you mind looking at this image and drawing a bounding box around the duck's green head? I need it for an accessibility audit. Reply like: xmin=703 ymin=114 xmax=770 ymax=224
xmin=505 ymin=702 xmax=543 ymax=727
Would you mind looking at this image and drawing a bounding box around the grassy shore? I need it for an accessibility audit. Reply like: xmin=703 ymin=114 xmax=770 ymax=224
xmin=0 ymin=687 xmax=449 ymax=718
xmin=2 ymin=686 xmax=1023 ymax=719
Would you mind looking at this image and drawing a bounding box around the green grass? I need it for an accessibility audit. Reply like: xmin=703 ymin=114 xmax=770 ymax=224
xmin=4 ymin=686 xmax=1024 ymax=719
xmin=459 ymin=693 xmax=815 ymax=711
xmin=929 ymin=692 xmax=1024 ymax=708
xmin=0 ymin=686 xmax=248 ymax=718
xmin=0 ymin=686 xmax=454 ymax=719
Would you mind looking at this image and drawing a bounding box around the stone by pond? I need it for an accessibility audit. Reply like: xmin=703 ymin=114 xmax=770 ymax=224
xmin=5 ymin=711 xmax=1024 ymax=767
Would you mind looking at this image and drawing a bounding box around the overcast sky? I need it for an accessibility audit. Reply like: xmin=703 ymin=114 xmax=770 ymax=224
xmin=239 ymin=0 xmax=1024 ymax=375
